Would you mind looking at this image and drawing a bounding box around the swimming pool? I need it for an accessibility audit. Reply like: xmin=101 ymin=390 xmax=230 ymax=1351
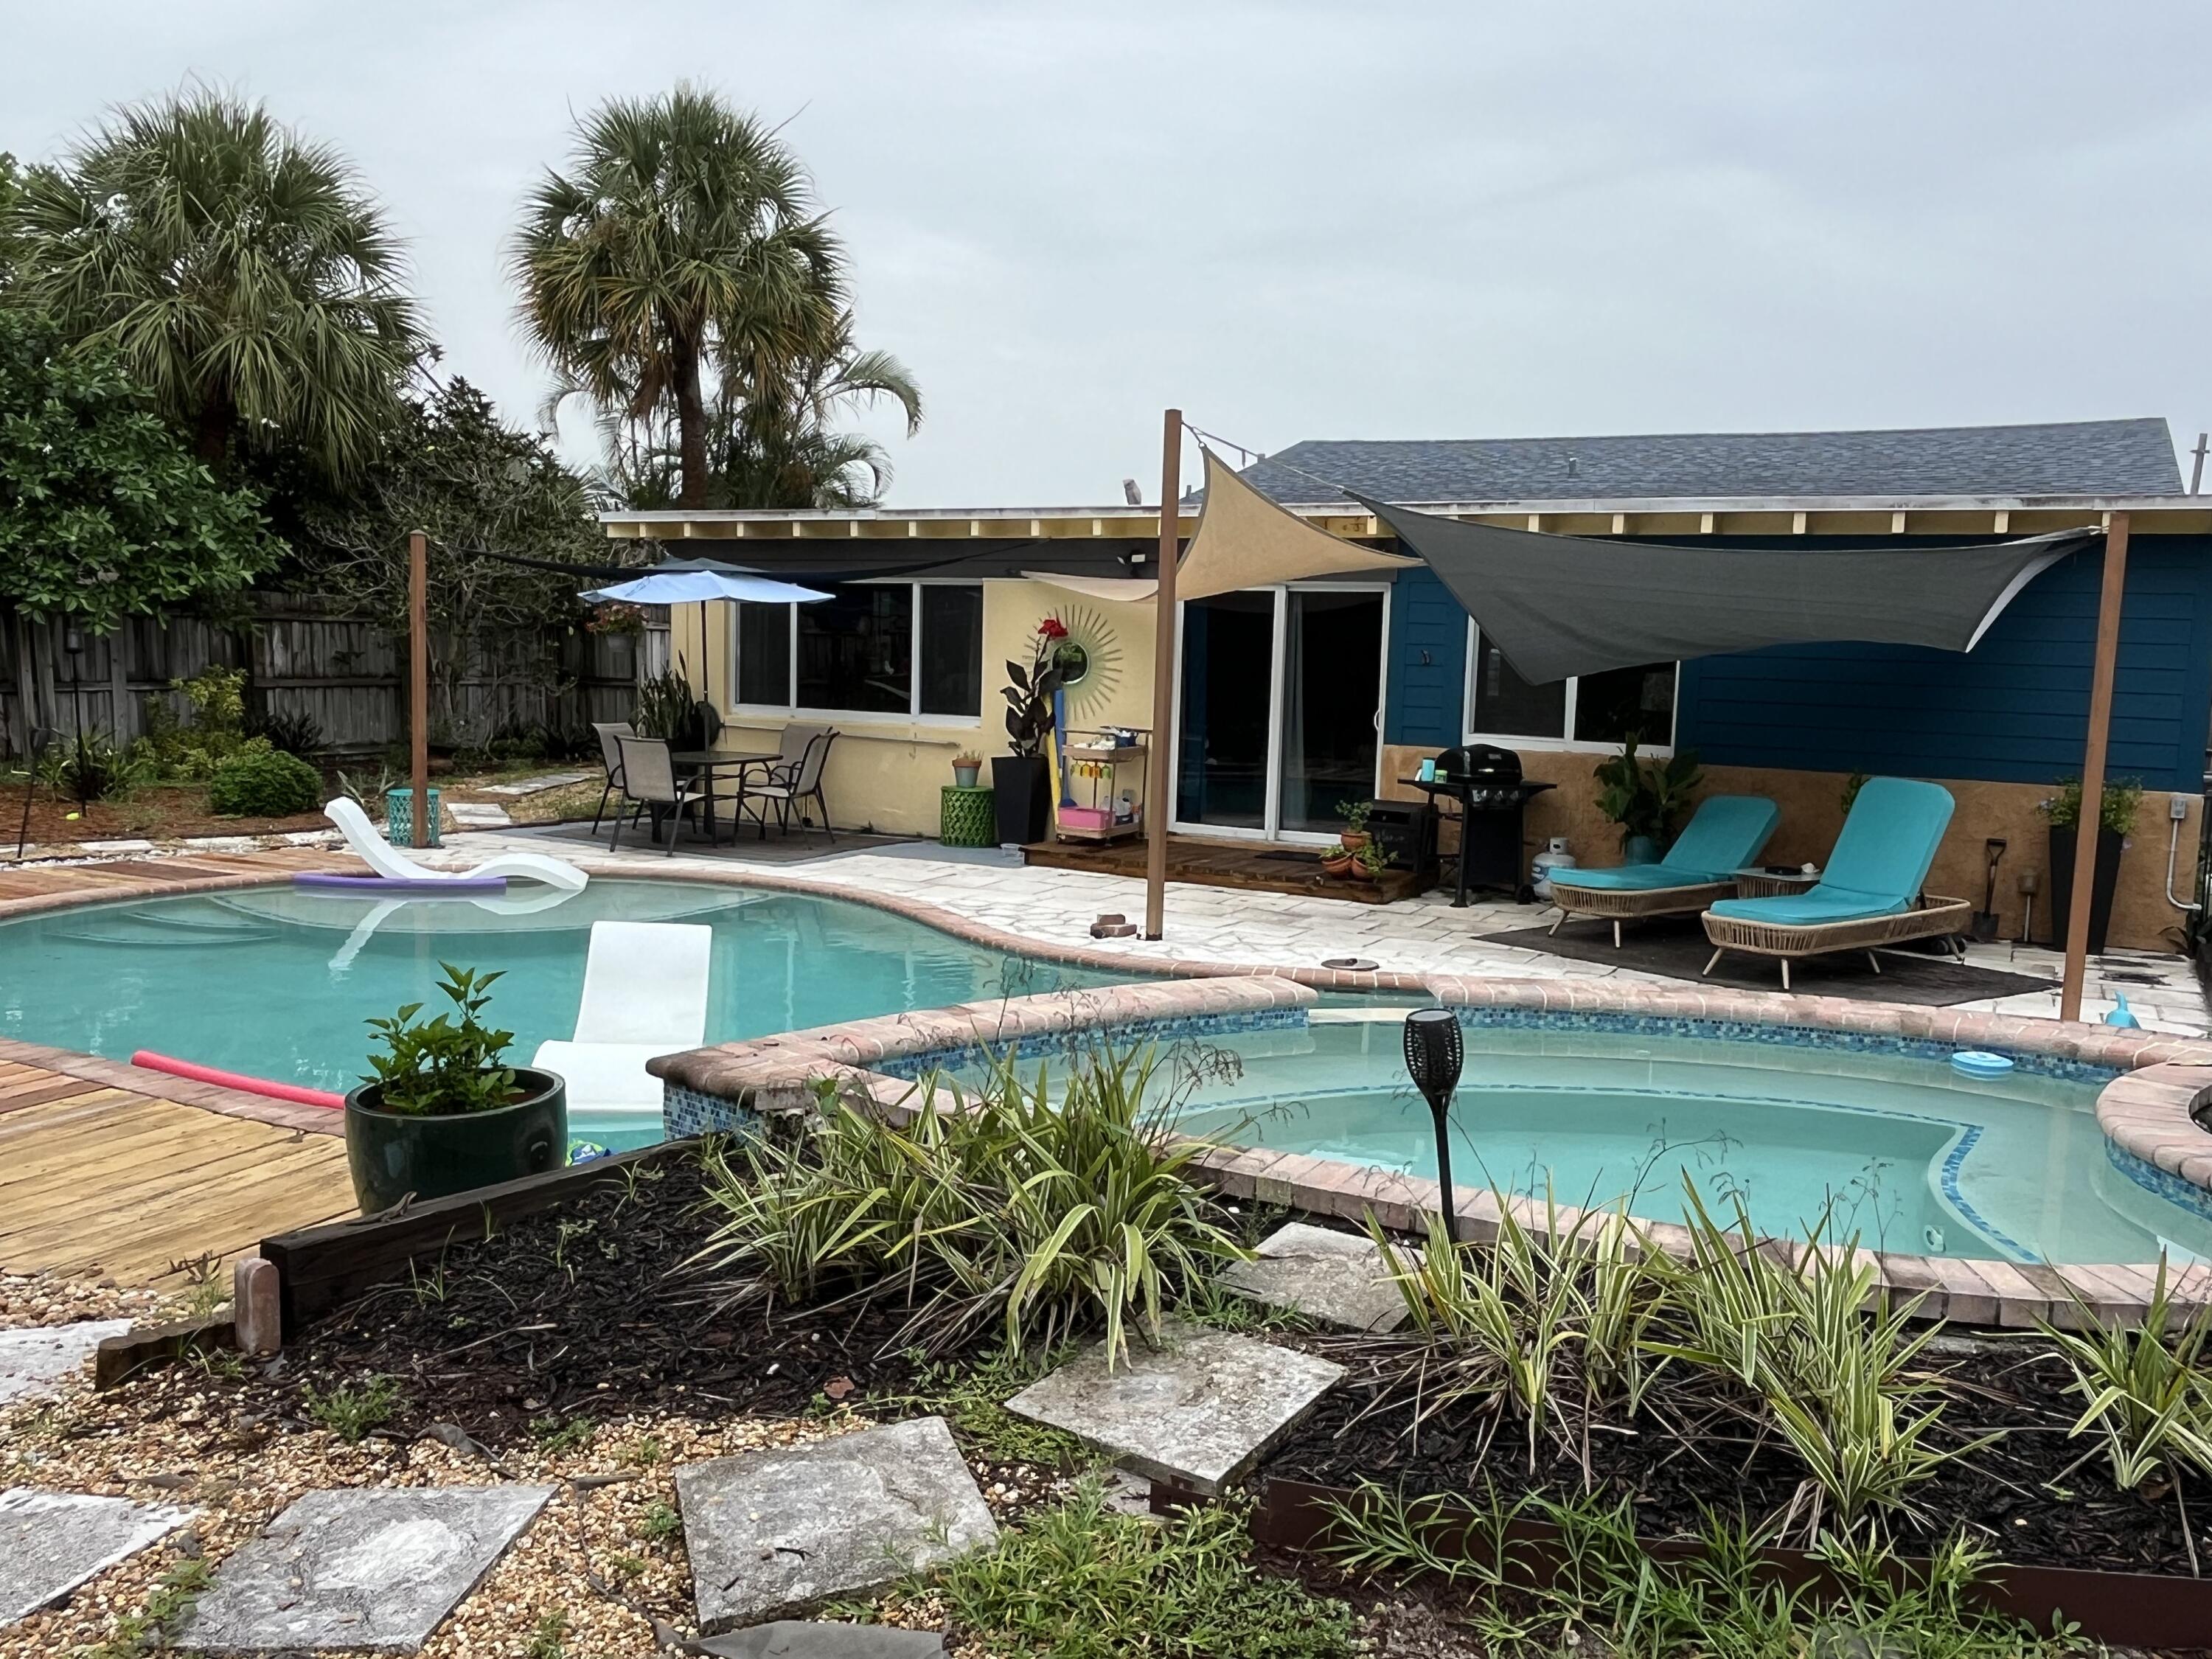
xmin=1158 ymin=1015 xmax=2210 ymax=1267
xmin=0 ymin=879 xmax=1130 ymax=1146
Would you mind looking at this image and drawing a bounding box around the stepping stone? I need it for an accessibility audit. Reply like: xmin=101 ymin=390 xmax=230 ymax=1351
xmin=80 ymin=838 xmax=157 ymax=854
xmin=479 ymin=771 xmax=592 ymax=797
xmin=686 ymin=1622 xmax=947 ymax=1657
xmin=1003 ymin=1323 xmax=1343 ymax=1497
xmin=0 ymin=1320 xmax=131 ymax=1404
xmin=178 ymin=1484 xmax=554 ymax=1653
xmin=445 ymin=803 xmax=512 ymax=828
xmin=675 ymin=1416 xmax=997 ymax=1634
xmin=0 ymin=1489 xmax=192 ymax=1630
xmin=1219 ymin=1222 xmax=1411 ymax=1332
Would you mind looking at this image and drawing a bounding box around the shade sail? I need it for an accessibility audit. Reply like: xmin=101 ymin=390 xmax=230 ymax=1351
xmin=1021 ymin=571 xmax=1160 ymax=603
xmin=1180 ymin=451 xmax=1414 ymax=598
xmin=1360 ymin=495 xmax=2091 ymax=684
xmin=580 ymin=568 xmax=830 ymax=606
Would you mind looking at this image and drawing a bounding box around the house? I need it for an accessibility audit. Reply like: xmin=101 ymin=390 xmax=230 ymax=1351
xmin=599 ymin=416 xmax=2212 ymax=951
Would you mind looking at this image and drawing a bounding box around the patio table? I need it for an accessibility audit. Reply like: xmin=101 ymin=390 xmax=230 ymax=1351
xmin=669 ymin=750 xmax=779 ymax=844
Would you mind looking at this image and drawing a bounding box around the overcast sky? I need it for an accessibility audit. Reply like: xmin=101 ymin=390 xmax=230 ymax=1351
xmin=5 ymin=1 xmax=2209 ymax=506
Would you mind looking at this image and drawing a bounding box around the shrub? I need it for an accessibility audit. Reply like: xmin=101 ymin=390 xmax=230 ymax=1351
xmin=207 ymin=745 xmax=322 ymax=816
xmin=40 ymin=728 xmax=150 ymax=804
xmin=244 ymin=706 xmax=325 ymax=758
xmin=2039 ymin=1259 xmax=2212 ymax=1492
xmin=142 ymin=665 xmax=255 ymax=779
xmin=700 ymin=1047 xmax=1247 ymax=1367
xmin=2039 ymin=774 xmax=2144 ymax=837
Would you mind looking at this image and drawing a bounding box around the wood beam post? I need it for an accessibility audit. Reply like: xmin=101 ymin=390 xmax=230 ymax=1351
xmin=1144 ymin=410 xmax=1182 ymax=940
xmin=2059 ymin=511 xmax=2129 ymax=1021
xmin=408 ymin=528 xmax=431 ymax=849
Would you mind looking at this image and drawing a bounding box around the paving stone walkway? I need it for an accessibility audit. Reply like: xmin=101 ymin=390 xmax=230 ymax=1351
xmin=1005 ymin=1323 xmax=1344 ymax=1496
xmin=475 ymin=770 xmax=594 ymax=797
xmin=0 ymin=1319 xmax=130 ymax=1403
xmin=0 ymin=1489 xmax=190 ymax=1629
xmin=676 ymin=1416 xmax=998 ymax=1634
xmin=1221 ymin=1221 xmax=1412 ymax=1332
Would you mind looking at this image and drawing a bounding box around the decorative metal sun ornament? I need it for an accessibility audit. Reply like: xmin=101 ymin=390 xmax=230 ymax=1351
xmin=1045 ymin=600 xmax=1124 ymax=720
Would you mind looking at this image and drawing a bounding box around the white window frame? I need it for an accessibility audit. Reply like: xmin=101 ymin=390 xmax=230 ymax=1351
xmin=1461 ymin=619 xmax=1678 ymax=755
xmin=728 ymin=577 xmax=985 ymax=728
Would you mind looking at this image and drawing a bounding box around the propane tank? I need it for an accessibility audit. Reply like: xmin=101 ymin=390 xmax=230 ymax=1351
xmin=1531 ymin=837 xmax=1576 ymax=899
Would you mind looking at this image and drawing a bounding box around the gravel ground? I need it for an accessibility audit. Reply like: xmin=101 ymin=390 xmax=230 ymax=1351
xmin=0 ymin=1273 xmax=181 ymax=1332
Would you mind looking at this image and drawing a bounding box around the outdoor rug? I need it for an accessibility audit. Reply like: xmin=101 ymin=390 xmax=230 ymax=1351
xmin=1481 ymin=918 xmax=2057 ymax=1006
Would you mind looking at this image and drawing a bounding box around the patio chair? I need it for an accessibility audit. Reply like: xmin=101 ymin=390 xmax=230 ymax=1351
xmin=531 ymin=919 xmax=712 ymax=1116
xmin=611 ymin=734 xmax=706 ymax=856
xmin=740 ymin=729 xmax=839 ymax=841
xmin=729 ymin=723 xmax=824 ymax=838
xmin=589 ymin=720 xmax=635 ymax=833
xmin=1548 ymin=795 xmax=1781 ymax=947
xmin=1700 ymin=776 xmax=1968 ymax=990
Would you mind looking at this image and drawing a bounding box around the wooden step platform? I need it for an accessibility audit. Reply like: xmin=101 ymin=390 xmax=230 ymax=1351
xmin=1021 ymin=832 xmax=1433 ymax=905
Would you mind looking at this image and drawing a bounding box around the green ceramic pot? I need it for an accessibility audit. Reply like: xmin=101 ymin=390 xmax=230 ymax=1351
xmin=344 ymin=1067 xmax=567 ymax=1214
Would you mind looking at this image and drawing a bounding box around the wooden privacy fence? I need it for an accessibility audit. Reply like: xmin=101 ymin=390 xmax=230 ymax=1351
xmin=0 ymin=597 xmax=650 ymax=759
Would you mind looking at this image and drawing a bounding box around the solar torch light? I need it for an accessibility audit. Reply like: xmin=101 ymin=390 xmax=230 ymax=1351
xmin=1402 ymin=1008 xmax=1466 ymax=1245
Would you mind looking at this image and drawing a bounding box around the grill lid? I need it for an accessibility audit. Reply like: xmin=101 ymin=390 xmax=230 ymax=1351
xmin=1437 ymin=742 xmax=1523 ymax=785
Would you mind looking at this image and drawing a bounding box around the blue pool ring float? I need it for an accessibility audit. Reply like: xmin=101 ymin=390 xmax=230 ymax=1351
xmin=568 ymin=1140 xmax=613 ymax=1164
xmin=1950 ymin=1050 xmax=2014 ymax=1078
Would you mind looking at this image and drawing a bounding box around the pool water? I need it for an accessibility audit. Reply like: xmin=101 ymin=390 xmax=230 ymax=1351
xmin=0 ymin=880 xmax=1127 ymax=1149
xmin=1162 ymin=1017 xmax=2212 ymax=1266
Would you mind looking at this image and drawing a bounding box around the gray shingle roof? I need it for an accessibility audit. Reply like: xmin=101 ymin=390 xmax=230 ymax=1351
xmin=1235 ymin=418 xmax=2182 ymax=504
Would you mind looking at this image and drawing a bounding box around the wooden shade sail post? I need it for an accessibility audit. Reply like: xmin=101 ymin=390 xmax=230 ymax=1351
xmin=2059 ymin=510 xmax=2129 ymax=1022
xmin=408 ymin=528 xmax=431 ymax=849
xmin=1144 ymin=409 xmax=1182 ymax=940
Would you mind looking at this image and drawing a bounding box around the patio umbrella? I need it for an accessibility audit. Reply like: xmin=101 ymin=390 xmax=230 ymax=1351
xmin=580 ymin=562 xmax=830 ymax=714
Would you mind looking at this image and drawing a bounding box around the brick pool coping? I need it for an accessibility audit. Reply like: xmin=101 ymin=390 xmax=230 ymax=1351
xmin=650 ymin=974 xmax=2212 ymax=1330
xmin=9 ymin=847 xmax=2212 ymax=1327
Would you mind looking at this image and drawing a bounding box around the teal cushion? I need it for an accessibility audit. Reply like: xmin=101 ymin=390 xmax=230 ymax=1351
xmin=1706 ymin=886 xmax=1910 ymax=926
xmin=1552 ymin=864 xmax=1730 ymax=893
xmin=1662 ymin=795 xmax=1781 ymax=875
xmin=1820 ymin=777 xmax=1955 ymax=900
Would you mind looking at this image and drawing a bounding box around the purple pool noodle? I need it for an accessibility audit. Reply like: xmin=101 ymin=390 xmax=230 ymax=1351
xmin=293 ymin=872 xmax=509 ymax=894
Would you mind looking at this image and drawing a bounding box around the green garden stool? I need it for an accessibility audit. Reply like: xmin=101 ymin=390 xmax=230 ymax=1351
xmin=940 ymin=784 xmax=995 ymax=849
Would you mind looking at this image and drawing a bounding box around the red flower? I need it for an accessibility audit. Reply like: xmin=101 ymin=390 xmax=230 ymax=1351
xmin=1037 ymin=616 xmax=1070 ymax=641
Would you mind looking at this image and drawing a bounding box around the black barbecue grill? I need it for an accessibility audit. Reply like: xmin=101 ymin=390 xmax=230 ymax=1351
xmin=1403 ymin=743 xmax=1555 ymax=906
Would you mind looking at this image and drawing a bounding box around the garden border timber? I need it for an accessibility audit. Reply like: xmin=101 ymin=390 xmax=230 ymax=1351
xmin=1201 ymin=1475 xmax=2212 ymax=1652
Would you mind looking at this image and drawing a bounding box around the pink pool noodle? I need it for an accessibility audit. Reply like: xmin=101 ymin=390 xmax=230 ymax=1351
xmin=130 ymin=1050 xmax=345 ymax=1110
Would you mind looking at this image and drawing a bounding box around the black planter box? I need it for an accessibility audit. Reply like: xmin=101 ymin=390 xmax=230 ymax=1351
xmin=992 ymin=754 xmax=1051 ymax=846
xmin=2048 ymin=823 xmax=2125 ymax=955
xmin=344 ymin=1067 xmax=568 ymax=1214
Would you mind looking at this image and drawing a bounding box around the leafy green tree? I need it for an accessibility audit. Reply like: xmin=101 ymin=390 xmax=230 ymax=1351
xmin=10 ymin=89 xmax=425 ymax=482
xmin=0 ymin=308 xmax=279 ymax=633
xmin=512 ymin=83 xmax=917 ymax=509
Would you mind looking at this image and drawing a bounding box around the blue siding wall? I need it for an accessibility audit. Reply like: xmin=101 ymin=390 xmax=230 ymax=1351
xmin=1382 ymin=566 xmax=1468 ymax=748
xmin=1385 ymin=538 xmax=2212 ymax=792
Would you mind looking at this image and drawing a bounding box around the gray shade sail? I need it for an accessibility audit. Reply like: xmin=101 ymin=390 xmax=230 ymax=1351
xmin=1359 ymin=495 xmax=2093 ymax=684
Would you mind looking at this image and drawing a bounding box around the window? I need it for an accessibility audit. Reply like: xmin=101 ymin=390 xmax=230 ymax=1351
xmin=1464 ymin=622 xmax=1676 ymax=750
xmin=731 ymin=582 xmax=985 ymax=720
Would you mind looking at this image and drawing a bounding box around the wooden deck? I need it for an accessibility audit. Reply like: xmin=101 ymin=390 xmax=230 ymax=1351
xmin=1021 ymin=832 xmax=1434 ymax=904
xmin=0 ymin=846 xmax=361 ymax=1287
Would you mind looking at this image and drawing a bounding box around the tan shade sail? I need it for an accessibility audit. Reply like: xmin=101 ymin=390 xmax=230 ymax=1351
xmin=1178 ymin=449 xmax=1415 ymax=599
xmin=1020 ymin=571 xmax=1160 ymax=603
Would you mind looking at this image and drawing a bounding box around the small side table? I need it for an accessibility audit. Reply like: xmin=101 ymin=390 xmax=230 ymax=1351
xmin=941 ymin=784 xmax=996 ymax=848
xmin=1732 ymin=867 xmax=1821 ymax=900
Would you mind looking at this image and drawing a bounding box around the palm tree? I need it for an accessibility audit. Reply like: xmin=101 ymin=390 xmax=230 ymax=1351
xmin=10 ymin=91 xmax=425 ymax=481
xmin=512 ymin=85 xmax=846 ymax=510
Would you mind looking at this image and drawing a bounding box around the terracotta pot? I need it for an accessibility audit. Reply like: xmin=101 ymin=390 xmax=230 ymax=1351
xmin=1321 ymin=854 xmax=1357 ymax=879
xmin=1340 ymin=830 xmax=1371 ymax=852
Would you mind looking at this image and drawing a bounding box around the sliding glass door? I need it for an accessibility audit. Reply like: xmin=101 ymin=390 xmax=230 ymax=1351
xmin=1173 ymin=585 xmax=1388 ymax=840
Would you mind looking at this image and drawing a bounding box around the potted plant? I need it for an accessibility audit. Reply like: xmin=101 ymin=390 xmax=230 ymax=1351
xmin=1318 ymin=844 xmax=1357 ymax=879
xmin=1336 ymin=797 xmax=1374 ymax=852
xmin=994 ymin=618 xmax=1068 ymax=844
xmin=1593 ymin=737 xmax=1702 ymax=863
xmin=2039 ymin=775 xmax=2141 ymax=955
xmin=951 ymin=751 xmax=983 ymax=788
xmin=1350 ymin=838 xmax=1394 ymax=883
xmin=345 ymin=964 xmax=568 ymax=1214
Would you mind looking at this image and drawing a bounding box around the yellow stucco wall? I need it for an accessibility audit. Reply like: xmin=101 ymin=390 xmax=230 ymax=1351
xmin=667 ymin=581 xmax=1159 ymax=837
xmin=1381 ymin=743 xmax=2200 ymax=953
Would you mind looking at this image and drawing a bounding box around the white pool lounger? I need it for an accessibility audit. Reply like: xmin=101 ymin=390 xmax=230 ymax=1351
xmin=532 ymin=919 xmax=714 ymax=1116
xmin=324 ymin=796 xmax=589 ymax=891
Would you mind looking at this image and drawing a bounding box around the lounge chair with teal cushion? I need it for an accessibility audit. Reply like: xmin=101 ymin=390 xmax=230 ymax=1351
xmin=1700 ymin=776 xmax=1969 ymax=990
xmin=1548 ymin=795 xmax=1781 ymax=946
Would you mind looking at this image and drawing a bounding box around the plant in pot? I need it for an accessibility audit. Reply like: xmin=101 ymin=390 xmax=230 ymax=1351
xmin=2038 ymin=775 xmax=2142 ymax=955
xmin=346 ymin=964 xmax=567 ymax=1214
xmin=951 ymin=751 xmax=982 ymax=787
xmin=1350 ymin=838 xmax=1394 ymax=883
xmin=1593 ymin=737 xmax=1702 ymax=863
xmin=994 ymin=617 xmax=1068 ymax=844
xmin=1336 ymin=797 xmax=1374 ymax=852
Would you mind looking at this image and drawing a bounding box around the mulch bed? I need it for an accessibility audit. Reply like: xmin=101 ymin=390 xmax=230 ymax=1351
xmin=257 ymin=1155 xmax=995 ymax=1445
xmin=0 ymin=782 xmax=327 ymax=846
xmin=1261 ymin=1332 xmax=2207 ymax=1581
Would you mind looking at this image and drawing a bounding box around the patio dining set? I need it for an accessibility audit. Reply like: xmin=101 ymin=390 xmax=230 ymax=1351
xmin=588 ymin=722 xmax=841 ymax=853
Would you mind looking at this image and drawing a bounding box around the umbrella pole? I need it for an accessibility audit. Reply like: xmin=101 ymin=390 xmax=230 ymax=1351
xmin=2059 ymin=510 xmax=2130 ymax=1021
xmin=408 ymin=528 xmax=430 ymax=849
xmin=1144 ymin=408 xmax=1183 ymax=940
